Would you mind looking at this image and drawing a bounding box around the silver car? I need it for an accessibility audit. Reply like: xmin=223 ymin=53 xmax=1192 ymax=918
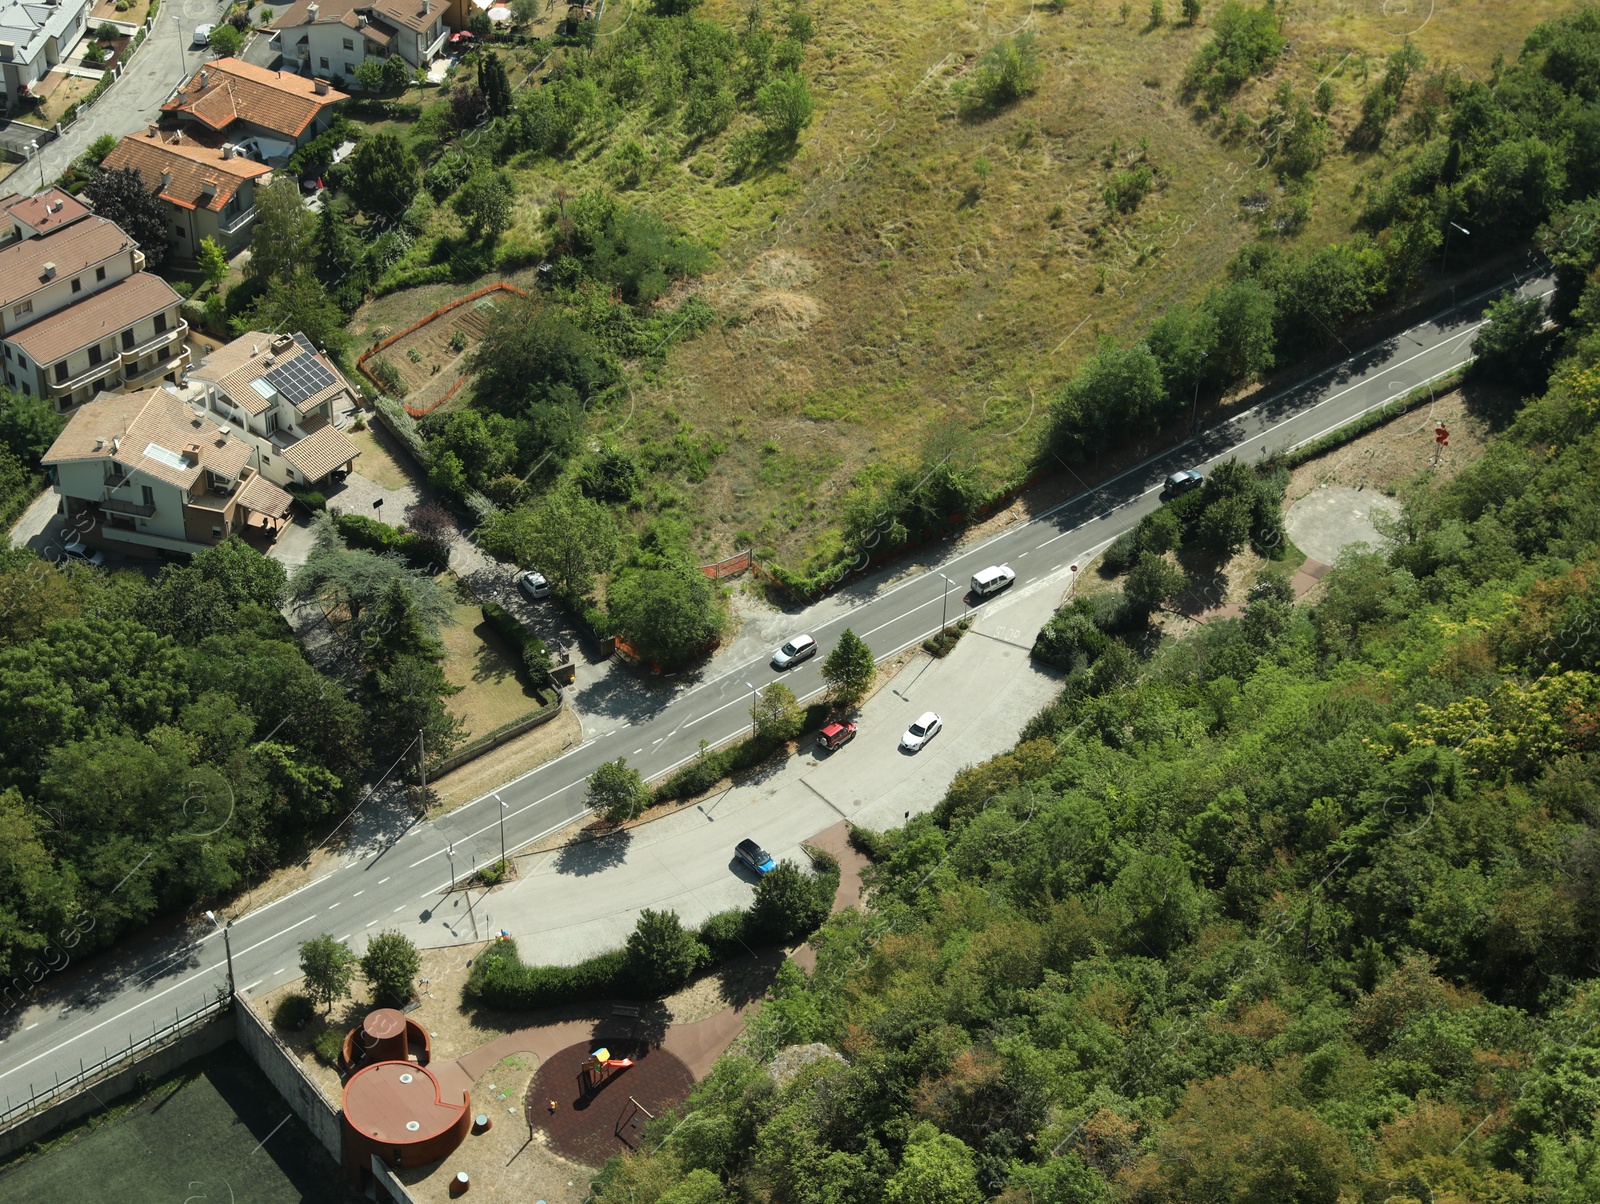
xmin=771 ymin=634 xmax=817 ymax=669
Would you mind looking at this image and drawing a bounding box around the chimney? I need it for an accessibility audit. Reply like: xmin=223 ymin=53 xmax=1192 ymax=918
xmin=307 ymin=1 xmax=319 ymax=17
xmin=40 ymin=261 xmax=55 ymax=279
xmin=160 ymin=170 xmax=172 ymax=189
xmin=147 ymin=123 xmax=158 ymax=137
xmin=112 ymin=436 xmax=120 ymax=454
xmin=201 ymin=181 xmax=218 ymax=199
xmin=199 ymin=69 xmax=208 ymax=87
xmin=356 ymin=13 xmax=366 ymax=26
xmin=423 ymin=0 xmax=431 ymax=11
xmin=222 ymin=143 xmax=233 ymax=159
xmin=182 ymin=442 xmax=202 ymax=464
xmin=272 ymin=334 xmax=294 ymax=353
xmin=94 ymin=437 xmax=105 ymax=450
xmin=173 ymin=130 xmax=182 ymax=143
xmin=314 ymin=79 xmax=328 ymax=95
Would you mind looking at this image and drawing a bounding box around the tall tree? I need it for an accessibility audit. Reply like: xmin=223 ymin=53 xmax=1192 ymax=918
xmin=82 ymin=166 xmax=169 ymax=269
xmin=298 ymin=933 xmax=358 ymax=1013
xmin=244 ymin=272 xmax=352 ymax=358
xmin=481 ymin=490 xmax=618 ymax=598
xmin=606 ymin=564 xmax=721 ymax=668
xmin=361 ymin=930 xmax=421 ymax=1008
xmin=345 ymin=132 xmax=419 ymax=221
xmin=196 ymin=237 xmax=228 ymax=290
xmin=625 ymin=908 xmax=704 ymax=996
xmin=0 ymin=386 xmax=65 ymax=464
xmin=452 ymin=168 xmax=516 ymax=240
xmin=821 ymin=628 xmax=876 ymax=707
xmin=588 ymin=757 xmax=650 ymax=824
xmin=244 ymin=178 xmax=316 ymax=286
xmin=478 ymin=51 xmax=513 ymax=118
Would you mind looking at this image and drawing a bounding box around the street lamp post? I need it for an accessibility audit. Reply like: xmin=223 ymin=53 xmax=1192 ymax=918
xmin=28 ymin=141 xmax=43 ymax=191
xmin=171 ymin=15 xmax=185 ymax=82
xmin=1442 ymin=221 xmax=1470 ymax=274
xmin=938 ymin=573 xmax=953 ymax=633
xmin=206 ymin=910 xmax=236 ymax=996
xmin=444 ymin=843 xmax=455 ymax=888
xmin=1190 ymin=353 xmax=1208 ymax=433
xmin=746 ymin=682 xmax=757 ymax=739
xmin=494 ymin=793 xmax=507 ymax=868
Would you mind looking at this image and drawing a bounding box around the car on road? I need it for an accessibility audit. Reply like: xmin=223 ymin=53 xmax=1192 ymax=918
xmin=194 ymin=23 xmax=215 ymax=44
xmin=517 ymin=570 xmax=551 ymax=600
xmin=970 ymin=564 xmax=1016 ymax=598
xmin=817 ymin=720 xmax=857 ymax=751
xmin=60 ymin=538 xmax=104 ymax=566
xmin=900 ymin=711 xmax=942 ymax=752
xmin=771 ymin=634 xmax=818 ymax=669
xmin=735 ymin=838 xmax=776 ymax=876
xmin=1163 ymin=469 xmax=1205 ymax=497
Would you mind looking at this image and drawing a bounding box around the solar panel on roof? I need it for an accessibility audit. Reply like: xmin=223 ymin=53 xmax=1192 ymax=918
xmin=262 ymin=354 xmax=336 ymax=405
xmin=291 ymin=332 xmax=318 ymax=357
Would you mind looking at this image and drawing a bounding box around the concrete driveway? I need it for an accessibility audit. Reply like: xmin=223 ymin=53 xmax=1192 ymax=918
xmin=1285 ymin=485 xmax=1401 ymax=564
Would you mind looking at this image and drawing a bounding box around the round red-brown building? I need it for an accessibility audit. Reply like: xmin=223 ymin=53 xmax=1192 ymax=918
xmin=341 ymin=1061 xmax=470 ymax=1186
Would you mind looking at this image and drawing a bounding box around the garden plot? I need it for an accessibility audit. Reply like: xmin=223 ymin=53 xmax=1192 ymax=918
xmin=360 ymin=288 xmax=514 ymax=417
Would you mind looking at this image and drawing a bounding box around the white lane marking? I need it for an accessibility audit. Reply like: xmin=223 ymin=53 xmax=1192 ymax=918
xmin=366 ymin=920 xmax=380 ymax=927
xmin=273 ymin=967 xmax=285 ymax=975
xmin=378 ymin=877 xmax=390 ymax=884
xmin=241 ymin=980 xmax=263 ymax=992
xmin=327 ymin=902 xmax=340 ymax=909
xmin=338 ymin=934 xmax=351 ymax=942
xmin=352 ymin=891 xmax=363 ymax=897
xmin=25 ymin=1023 xmax=38 ymax=1030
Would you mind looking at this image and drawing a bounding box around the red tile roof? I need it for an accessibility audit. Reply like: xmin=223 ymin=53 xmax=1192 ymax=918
xmin=101 ymin=128 xmax=271 ymax=213
xmin=0 ymin=216 xmax=135 ymax=308
xmin=161 ymin=57 xmax=348 ymax=141
xmin=9 ymin=273 xmax=181 ymax=365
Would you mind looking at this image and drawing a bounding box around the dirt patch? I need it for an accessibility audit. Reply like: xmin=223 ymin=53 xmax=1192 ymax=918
xmin=37 ymin=73 xmax=98 ymax=125
xmin=1284 ymin=386 xmax=1489 ymax=507
xmin=343 ymin=423 xmax=416 ymax=492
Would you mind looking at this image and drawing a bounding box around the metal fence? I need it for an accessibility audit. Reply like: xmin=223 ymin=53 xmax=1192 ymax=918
xmin=0 ymin=993 xmax=227 ymax=1131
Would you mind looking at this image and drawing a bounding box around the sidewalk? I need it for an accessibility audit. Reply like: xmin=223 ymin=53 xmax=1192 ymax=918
xmin=413 ymin=563 xmax=1070 ymax=965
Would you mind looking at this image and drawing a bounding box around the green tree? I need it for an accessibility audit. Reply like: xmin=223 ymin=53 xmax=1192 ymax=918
xmin=298 ymin=933 xmax=358 ymax=1013
xmin=0 ymin=387 xmax=65 ymax=464
xmin=243 ymin=177 xmax=314 ymax=285
xmin=86 ymin=133 xmax=117 ymax=163
xmin=452 ymin=168 xmax=516 ymax=239
xmin=752 ymin=682 xmax=803 ymax=746
xmin=197 ymin=237 xmax=228 ymax=290
xmin=1111 ymin=850 xmax=1201 ymax=957
xmin=361 ymin=930 xmax=421 ymax=1008
xmin=1181 ymin=0 xmax=1202 ymax=23
xmin=1149 ymin=0 xmax=1164 ymax=27
xmin=821 ymin=628 xmax=876 ymax=707
xmin=625 ymin=908 xmax=705 ymax=996
xmin=887 ymin=1125 xmax=983 ymax=1204
xmin=968 ymin=32 xmax=1043 ymax=108
xmin=82 ymin=165 xmax=169 ymax=269
xmin=1048 ymin=339 xmax=1167 ymax=461
xmin=1472 ymin=292 xmax=1547 ymax=387
xmin=756 ymin=73 xmax=814 ymax=142
xmin=606 ymin=565 xmax=721 ymax=668
xmin=482 ymin=490 xmax=618 ymax=598
xmin=478 ymin=51 xmax=513 ymax=117
xmin=589 ymin=757 xmax=650 ymax=824
xmin=1124 ymin=551 xmax=1187 ymax=614
xmin=209 ymin=22 xmax=243 ymax=56
xmin=750 ymin=859 xmax=831 ymax=943
xmin=354 ymin=56 xmax=384 ymax=94
xmin=243 ymin=272 xmax=351 ymax=358
xmin=380 ymin=53 xmax=412 ymax=94
xmin=469 ymin=299 xmax=616 ymax=415
xmin=346 ymin=132 xmax=419 ymax=220
xmin=1202 ymin=278 xmax=1276 ymax=385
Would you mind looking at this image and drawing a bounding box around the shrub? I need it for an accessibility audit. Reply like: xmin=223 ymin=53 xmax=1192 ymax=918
xmin=361 ymin=930 xmax=421 ymax=1008
xmin=482 ymin=600 xmax=556 ymax=690
xmin=749 ymin=859 xmax=838 ymax=944
xmin=367 ymin=355 xmax=408 ymax=397
xmin=1185 ymin=1 xmax=1284 ymax=107
xmin=95 ymin=21 xmax=120 ymax=40
xmin=968 ymin=32 xmax=1043 ymax=108
xmin=625 ymin=909 xmax=705 ymax=996
xmin=697 ymin=909 xmax=751 ymax=960
xmin=288 ymin=487 xmax=327 ymax=512
xmin=312 ymin=1027 xmax=345 ymax=1067
xmin=466 ymin=941 xmax=631 ymax=1010
xmin=273 ymin=992 xmax=315 ymax=1030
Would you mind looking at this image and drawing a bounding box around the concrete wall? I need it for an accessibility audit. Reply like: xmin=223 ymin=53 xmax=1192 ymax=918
xmin=234 ymin=997 xmax=342 ymax=1161
xmin=0 ymin=1011 xmax=235 ymax=1161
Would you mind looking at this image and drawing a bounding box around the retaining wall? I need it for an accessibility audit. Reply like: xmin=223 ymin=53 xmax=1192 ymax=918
xmin=234 ymin=998 xmax=342 ymax=1160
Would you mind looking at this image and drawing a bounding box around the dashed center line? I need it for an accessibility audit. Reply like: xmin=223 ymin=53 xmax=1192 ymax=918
xmin=352 ymin=891 xmax=364 ymax=897
xmin=378 ymin=877 xmax=390 ymax=884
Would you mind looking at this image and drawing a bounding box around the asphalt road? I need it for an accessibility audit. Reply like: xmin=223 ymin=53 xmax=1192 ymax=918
xmin=0 ymin=269 xmax=1552 ymax=1119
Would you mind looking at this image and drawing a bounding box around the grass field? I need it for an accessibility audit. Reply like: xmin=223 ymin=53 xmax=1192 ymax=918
xmin=355 ymin=0 xmax=1564 ymax=571
xmin=439 ymin=602 xmax=550 ymax=738
xmin=0 ymin=1044 xmax=346 ymax=1203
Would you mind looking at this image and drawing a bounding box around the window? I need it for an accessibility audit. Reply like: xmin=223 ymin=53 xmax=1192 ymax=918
xmin=365 ymin=40 xmax=382 ymax=56
xmin=71 ymin=277 xmax=82 ymax=294
xmin=344 ymin=62 xmax=355 ymax=75
xmin=12 ymin=301 xmax=30 ymax=318
xmin=154 ymin=312 xmax=168 ymax=333
xmin=87 ymin=346 xmax=103 ymax=367
xmin=54 ymin=361 xmax=68 ymax=383
xmin=17 ymin=357 xmax=25 ymax=370
xmin=175 ymin=225 xmax=186 ymax=238
xmin=96 ymin=266 xmax=106 ymax=282
xmin=320 ymin=56 xmax=329 ymax=68
xmin=156 ymin=345 xmax=172 ymax=362
xmin=264 ymin=409 xmax=279 ymax=434
xmin=21 ymin=384 xmax=29 ymax=396
xmin=121 ymin=329 xmax=135 ymax=351
xmin=261 ymin=454 xmax=271 ymax=465
xmin=3 ymin=346 xmax=9 ymax=360
xmin=211 ymin=526 xmax=222 ymax=539
xmin=141 ymin=486 xmax=154 ymax=508
xmin=343 ymin=36 xmax=353 ymax=49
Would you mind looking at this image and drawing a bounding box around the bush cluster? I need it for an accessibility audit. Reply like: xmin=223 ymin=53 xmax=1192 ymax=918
xmin=481 ymin=599 xmax=555 ymax=684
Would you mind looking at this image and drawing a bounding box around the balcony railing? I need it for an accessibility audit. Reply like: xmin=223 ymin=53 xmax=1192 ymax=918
xmin=46 ymin=358 xmax=119 ymax=397
xmin=101 ymin=496 xmax=156 ymax=518
xmin=103 ymin=470 xmax=130 ymax=489
xmin=118 ymin=320 xmax=188 ymax=367
xmin=217 ymin=206 xmax=257 ymax=236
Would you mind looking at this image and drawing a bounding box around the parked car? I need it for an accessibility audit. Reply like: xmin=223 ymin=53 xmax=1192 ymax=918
xmin=900 ymin=711 xmax=942 ymax=752
xmin=771 ymin=634 xmax=818 ymax=669
xmin=193 ymin=23 xmax=215 ymax=44
xmin=970 ymin=564 xmax=1016 ymax=598
xmin=817 ymin=720 xmax=857 ymax=751
xmin=59 ymin=538 xmax=104 ymax=566
xmin=517 ymin=570 xmax=551 ymax=600
xmin=1163 ymin=469 xmax=1205 ymax=497
xmin=735 ymin=838 xmax=776 ymax=876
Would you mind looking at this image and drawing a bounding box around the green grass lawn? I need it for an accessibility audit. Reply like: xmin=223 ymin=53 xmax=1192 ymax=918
xmin=0 ymin=1044 xmax=346 ymax=1203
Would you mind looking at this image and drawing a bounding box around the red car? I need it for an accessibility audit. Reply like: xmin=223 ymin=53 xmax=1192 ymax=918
xmin=817 ymin=721 xmax=857 ymax=751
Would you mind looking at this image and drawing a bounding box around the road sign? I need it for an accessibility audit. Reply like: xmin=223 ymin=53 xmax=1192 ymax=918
xmin=1435 ymin=425 xmax=1449 ymax=446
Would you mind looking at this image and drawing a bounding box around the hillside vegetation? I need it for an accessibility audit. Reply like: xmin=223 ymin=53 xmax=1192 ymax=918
xmin=578 ymin=204 xmax=1600 ymax=1204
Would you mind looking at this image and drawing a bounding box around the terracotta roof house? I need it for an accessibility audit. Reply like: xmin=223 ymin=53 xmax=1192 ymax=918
xmin=41 ymin=385 xmax=295 ymax=557
xmin=1 ymin=187 xmax=92 ymax=244
xmin=101 ymin=125 xmax=276 ymax=258
xmin=188 ymin=330 xmax=361 ymax=490
xmin=160 ymin=58 xmax=348 ymax=164
xmin=273 ymin=0 xmax=450 ymax=79
xmin=0 ymin=0 xmax=92 ymax=113
xmin=0 ymin=200 xmax=186 ymax=411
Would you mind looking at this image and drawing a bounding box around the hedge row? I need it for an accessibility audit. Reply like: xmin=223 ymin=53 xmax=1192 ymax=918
xmin=482 ymin=599 xmax=555 ymax=684
xmin=466 ymin=852 xmax=840 ymax=1011
xmin=1284 ymin=368 xmax=1464 ymax=469
xmin=650 ymin=701 xmax=832 ymax=805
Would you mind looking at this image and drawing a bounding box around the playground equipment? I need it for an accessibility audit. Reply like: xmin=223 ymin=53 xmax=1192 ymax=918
xmin=579 ymin=1047 xmax=635 ymax=1093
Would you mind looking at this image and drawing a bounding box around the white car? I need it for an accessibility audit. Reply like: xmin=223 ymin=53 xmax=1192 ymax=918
xmin=900 ymin=711 xmax=942 ymax=752
xmin=516 ymin=570 xmax=551 ymax=600
xmin=193 ymin=23 xmax=215 ymax=45
xmin=60 ymin=537 xmax=104 ymax=566
xmin=970 ymin=565 xmax=1016 ymax=598
xmin=771 ymin=634 xmax=818 ymax=669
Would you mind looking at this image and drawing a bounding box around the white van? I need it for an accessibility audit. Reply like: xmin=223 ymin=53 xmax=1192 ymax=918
xmin=970 ymin=565 xmax=1016 ymax=597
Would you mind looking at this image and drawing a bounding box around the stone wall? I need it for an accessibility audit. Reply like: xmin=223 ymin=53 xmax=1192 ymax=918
xmin=234 ymin=998 xmax=342 ymax=1160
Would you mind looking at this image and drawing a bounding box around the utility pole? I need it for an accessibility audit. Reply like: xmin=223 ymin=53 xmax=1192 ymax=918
xmin=746 ymin=682 xmax=757 ymax=739
xmin=495 ymin=793 xmax=507 ymax=868
xmin=444 ymin=843 xmax=455 ymax=888
xmin=938 ymin=572 xmax=953 ymax=633
xmin=465 ymin=857 xmax=480 ymax=938
xmin=1441 ymin=221 xmax=1470 ymax=274
xmin=222 ymin=923 xmax=236 ymax=997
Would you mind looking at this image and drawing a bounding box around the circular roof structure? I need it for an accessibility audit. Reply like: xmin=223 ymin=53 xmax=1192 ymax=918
xmin=343 ymin=1062 xmax=467 ymax=1149
xmin=363 ymin=1008 xmax=406 ymax=1041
